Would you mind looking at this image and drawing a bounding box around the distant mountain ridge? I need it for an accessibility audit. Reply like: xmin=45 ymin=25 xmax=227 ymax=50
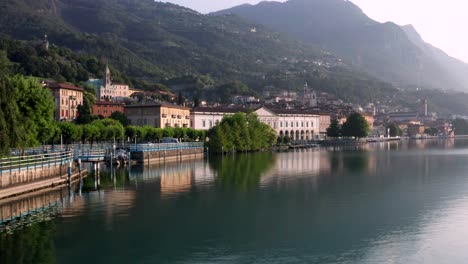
xmin=213 ymin=0 xmax=468 ymax=91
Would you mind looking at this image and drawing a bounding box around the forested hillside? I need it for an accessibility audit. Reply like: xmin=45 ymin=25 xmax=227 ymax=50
xmin=0 ymin=0 xmax=397 ymax=103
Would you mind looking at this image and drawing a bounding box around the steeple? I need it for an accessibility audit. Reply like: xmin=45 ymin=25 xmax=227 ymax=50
xmin=44 ymin=34 xmax=49 ymax=50
xmin=105 ymin=64 xmax=111 ymax=87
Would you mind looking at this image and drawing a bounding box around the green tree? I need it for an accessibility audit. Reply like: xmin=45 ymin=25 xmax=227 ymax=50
xmin=424 ymin=127 xmax=439 ymax=136
xmin=58 ymin=122 xmax=79 ymax=144
xmin=207 ymin=112 xmax=276 ymax=153
xmin=386 ymin=123 xmax=402 ymax=137
xmin=11 ymin=75 xmax=55 ymax=146
xmin=326 ymin=119 xmax=341 ymax=138
xmin=452 ymin=118 xmax=468 ymax=135
xmin=110 ymin=111 xmax=129 ymax=126
xmin=0 ymin=53 xmax=24 ymax=155
xmin=341 ymin=113 xmax=370 ymax=138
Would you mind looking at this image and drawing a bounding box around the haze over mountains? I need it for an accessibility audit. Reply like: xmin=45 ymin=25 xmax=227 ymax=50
xmin=213 ymin=0 xmax=468 ymax=92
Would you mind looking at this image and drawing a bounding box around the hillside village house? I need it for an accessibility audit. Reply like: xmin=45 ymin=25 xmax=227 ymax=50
xmin=125 ymin=103 xmax=190 ymax=128
xmin=45 ymin=82 xmax=84 ymax=121
xmin=87 ymin=65 xmax=130 ymax=102
xmin=191 ymin=106 xmax=326 ymax=140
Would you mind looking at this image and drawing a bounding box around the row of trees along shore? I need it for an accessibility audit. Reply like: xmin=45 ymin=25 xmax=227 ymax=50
xmin=326 ymin=113 xmax=371 ymax=138
xmin=0 ymin=53 xmax=207 ymax=156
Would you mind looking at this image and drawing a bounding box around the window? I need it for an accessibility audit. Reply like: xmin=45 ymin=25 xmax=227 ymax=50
xmin=285 ymin=122 xmax=288 ymax=128
xmin=291 ymin=122 xmax=294 ymax=127
xmin=202 ymin=120 xmax=206 ymax=127
xmin=209 ymin=120 xmax=213 ymax=128
xmin=296 ymin=122 xmax=299 ymax=127
xmin=306 ymin=122 xmax=309 ymax=127
xmin=301 ymin=122 xmax=304 ymax=127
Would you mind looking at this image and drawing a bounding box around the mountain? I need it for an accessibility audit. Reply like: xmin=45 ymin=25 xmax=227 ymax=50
xmin=0 ymin=0 xmax=397 ymax=103
xmin=213 ymin=0 xmax=468 ymax=92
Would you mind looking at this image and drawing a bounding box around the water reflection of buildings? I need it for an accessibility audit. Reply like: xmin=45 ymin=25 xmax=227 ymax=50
xmin=260 ymin=149 xmax=331 ymax=185
xmin=130 ymin=160 xmax=215 ymax=197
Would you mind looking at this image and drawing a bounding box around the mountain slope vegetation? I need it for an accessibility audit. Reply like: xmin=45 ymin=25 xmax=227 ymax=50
xmin=0 ymin=0 xmax=397 ymax=103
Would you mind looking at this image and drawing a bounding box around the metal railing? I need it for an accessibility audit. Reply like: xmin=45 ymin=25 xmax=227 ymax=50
xmin=0 ymin=151 xmax=73 ymax=176
xmin=128 ymin=142 xmax=204 ymax=152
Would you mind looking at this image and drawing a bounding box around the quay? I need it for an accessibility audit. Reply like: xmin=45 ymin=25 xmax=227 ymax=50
xmin=129 ymin=142 xmax=205 ymax=164
xmin=0 ymin=150 xmax=85 ymax=200
xmin=0 ymin=142 xmax=205 ymax=200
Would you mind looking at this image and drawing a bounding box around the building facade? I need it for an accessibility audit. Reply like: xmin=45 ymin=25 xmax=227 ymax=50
xmin=191 ymin=106 xmax=325 ymax=140
xmin=191 ymin=107 xmax=248 ymax=130
xmin=87 ymin=65 xmax=130 ymax=102
xmin=255 ymin=107 xmax=321 ymax=140
xmin=93 ymin=101 xmax=125 ymax=118
xmin=125 ymin=103 xmax=190 ymax=128
xmin=46 ymin=83 xmax=84 ymax=121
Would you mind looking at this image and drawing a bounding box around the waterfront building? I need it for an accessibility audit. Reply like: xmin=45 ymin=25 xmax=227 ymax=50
xmin=45 ymin=82 xmax=84 ymax=121
xmin=92 ymin=101 xmax=125 ymax=118
xmin=191 ymin=106 xmax=325 ymax=140
xmin=318 ymin=113 xmax=331 ymax=136
xmin=125 ymin=103 xmax=190 ymax=128
xmin=255 ymin=107 xmax=321 ymax=140
xmin=190 ymin=107 xmax=249 ymax=130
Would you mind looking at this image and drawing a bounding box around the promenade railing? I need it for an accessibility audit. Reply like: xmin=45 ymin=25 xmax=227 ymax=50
xmin=0 ymin=151 xmax=73 ymax=177
xmin=128 ymin=142 xmax=204 ymax=152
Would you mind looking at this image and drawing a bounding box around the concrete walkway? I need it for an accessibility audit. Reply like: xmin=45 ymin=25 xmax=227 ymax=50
xmin=0 ymin=171 xmax=86 ymax=200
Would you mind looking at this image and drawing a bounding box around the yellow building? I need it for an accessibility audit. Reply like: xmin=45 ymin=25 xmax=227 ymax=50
xmin=45 ymin=83 xmax=84 ymax=121
xmin=124 ymin=103 xmax=191 ymax=128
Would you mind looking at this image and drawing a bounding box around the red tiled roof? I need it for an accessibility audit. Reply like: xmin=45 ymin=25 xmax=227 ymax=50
xmin=95 ymin=101 xmax=124 ymax=106
xmin=47 ymin=83 xmax=84 ymax=92
xmin=125 ymin=102 xmax=190 ymax=110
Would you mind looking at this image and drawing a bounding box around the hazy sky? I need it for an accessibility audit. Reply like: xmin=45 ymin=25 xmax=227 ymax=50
xmin=162 ymin=0 xmax=468 ymax=63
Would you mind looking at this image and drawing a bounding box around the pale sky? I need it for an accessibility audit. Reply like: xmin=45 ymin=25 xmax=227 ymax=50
xmin=162 ymin=0 xmax=468 ymax=63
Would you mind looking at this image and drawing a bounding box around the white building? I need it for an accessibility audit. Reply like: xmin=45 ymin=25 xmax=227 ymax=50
xmin=190 ymin=107 xmax=248 ymax=130
xmin=191 ymin=106 xmax=323 ymax=140
xmin=255 ymin=107 xmax=321 ymax=140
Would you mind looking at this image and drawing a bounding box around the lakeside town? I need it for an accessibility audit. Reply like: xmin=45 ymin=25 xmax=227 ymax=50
xmin=44 ymin=64 xmax=456 ymax=144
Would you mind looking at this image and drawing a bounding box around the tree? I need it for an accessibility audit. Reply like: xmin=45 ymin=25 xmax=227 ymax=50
xmin=452 ymin=118 xmax=468 ymax=135
xmin=110 ymin=111 xmax=129 ymax=127
xmin=386 ymin=123 xmax=402 ymax=137
xmin=207 ymin=112 xmax=276 ymax=153
xmin=0 ymin=53 xmax=24 ymax=155
xmin=341 ymin=113 xmax=370 ymax=138
xmin=10 ymin=75 xmax=55 ymax=147
xmin=424 ymin=127 xmax=439 ymax=136
xmin=326 ymin=119 xmax=341 ymax=138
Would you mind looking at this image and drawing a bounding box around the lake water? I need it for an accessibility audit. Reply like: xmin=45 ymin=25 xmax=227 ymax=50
xmin=2 ymin=139 xmax=468 ymax=263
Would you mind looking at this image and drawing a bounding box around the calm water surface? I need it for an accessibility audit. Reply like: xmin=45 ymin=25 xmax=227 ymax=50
xmin=2 ymin=139 xmax=468 ymax=263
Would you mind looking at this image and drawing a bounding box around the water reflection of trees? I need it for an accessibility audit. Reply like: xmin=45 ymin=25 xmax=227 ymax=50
xmin=209 ymin=153 xmax=276 ymax=190
xmin=0 ymin=221 xmax=56 ymax=264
